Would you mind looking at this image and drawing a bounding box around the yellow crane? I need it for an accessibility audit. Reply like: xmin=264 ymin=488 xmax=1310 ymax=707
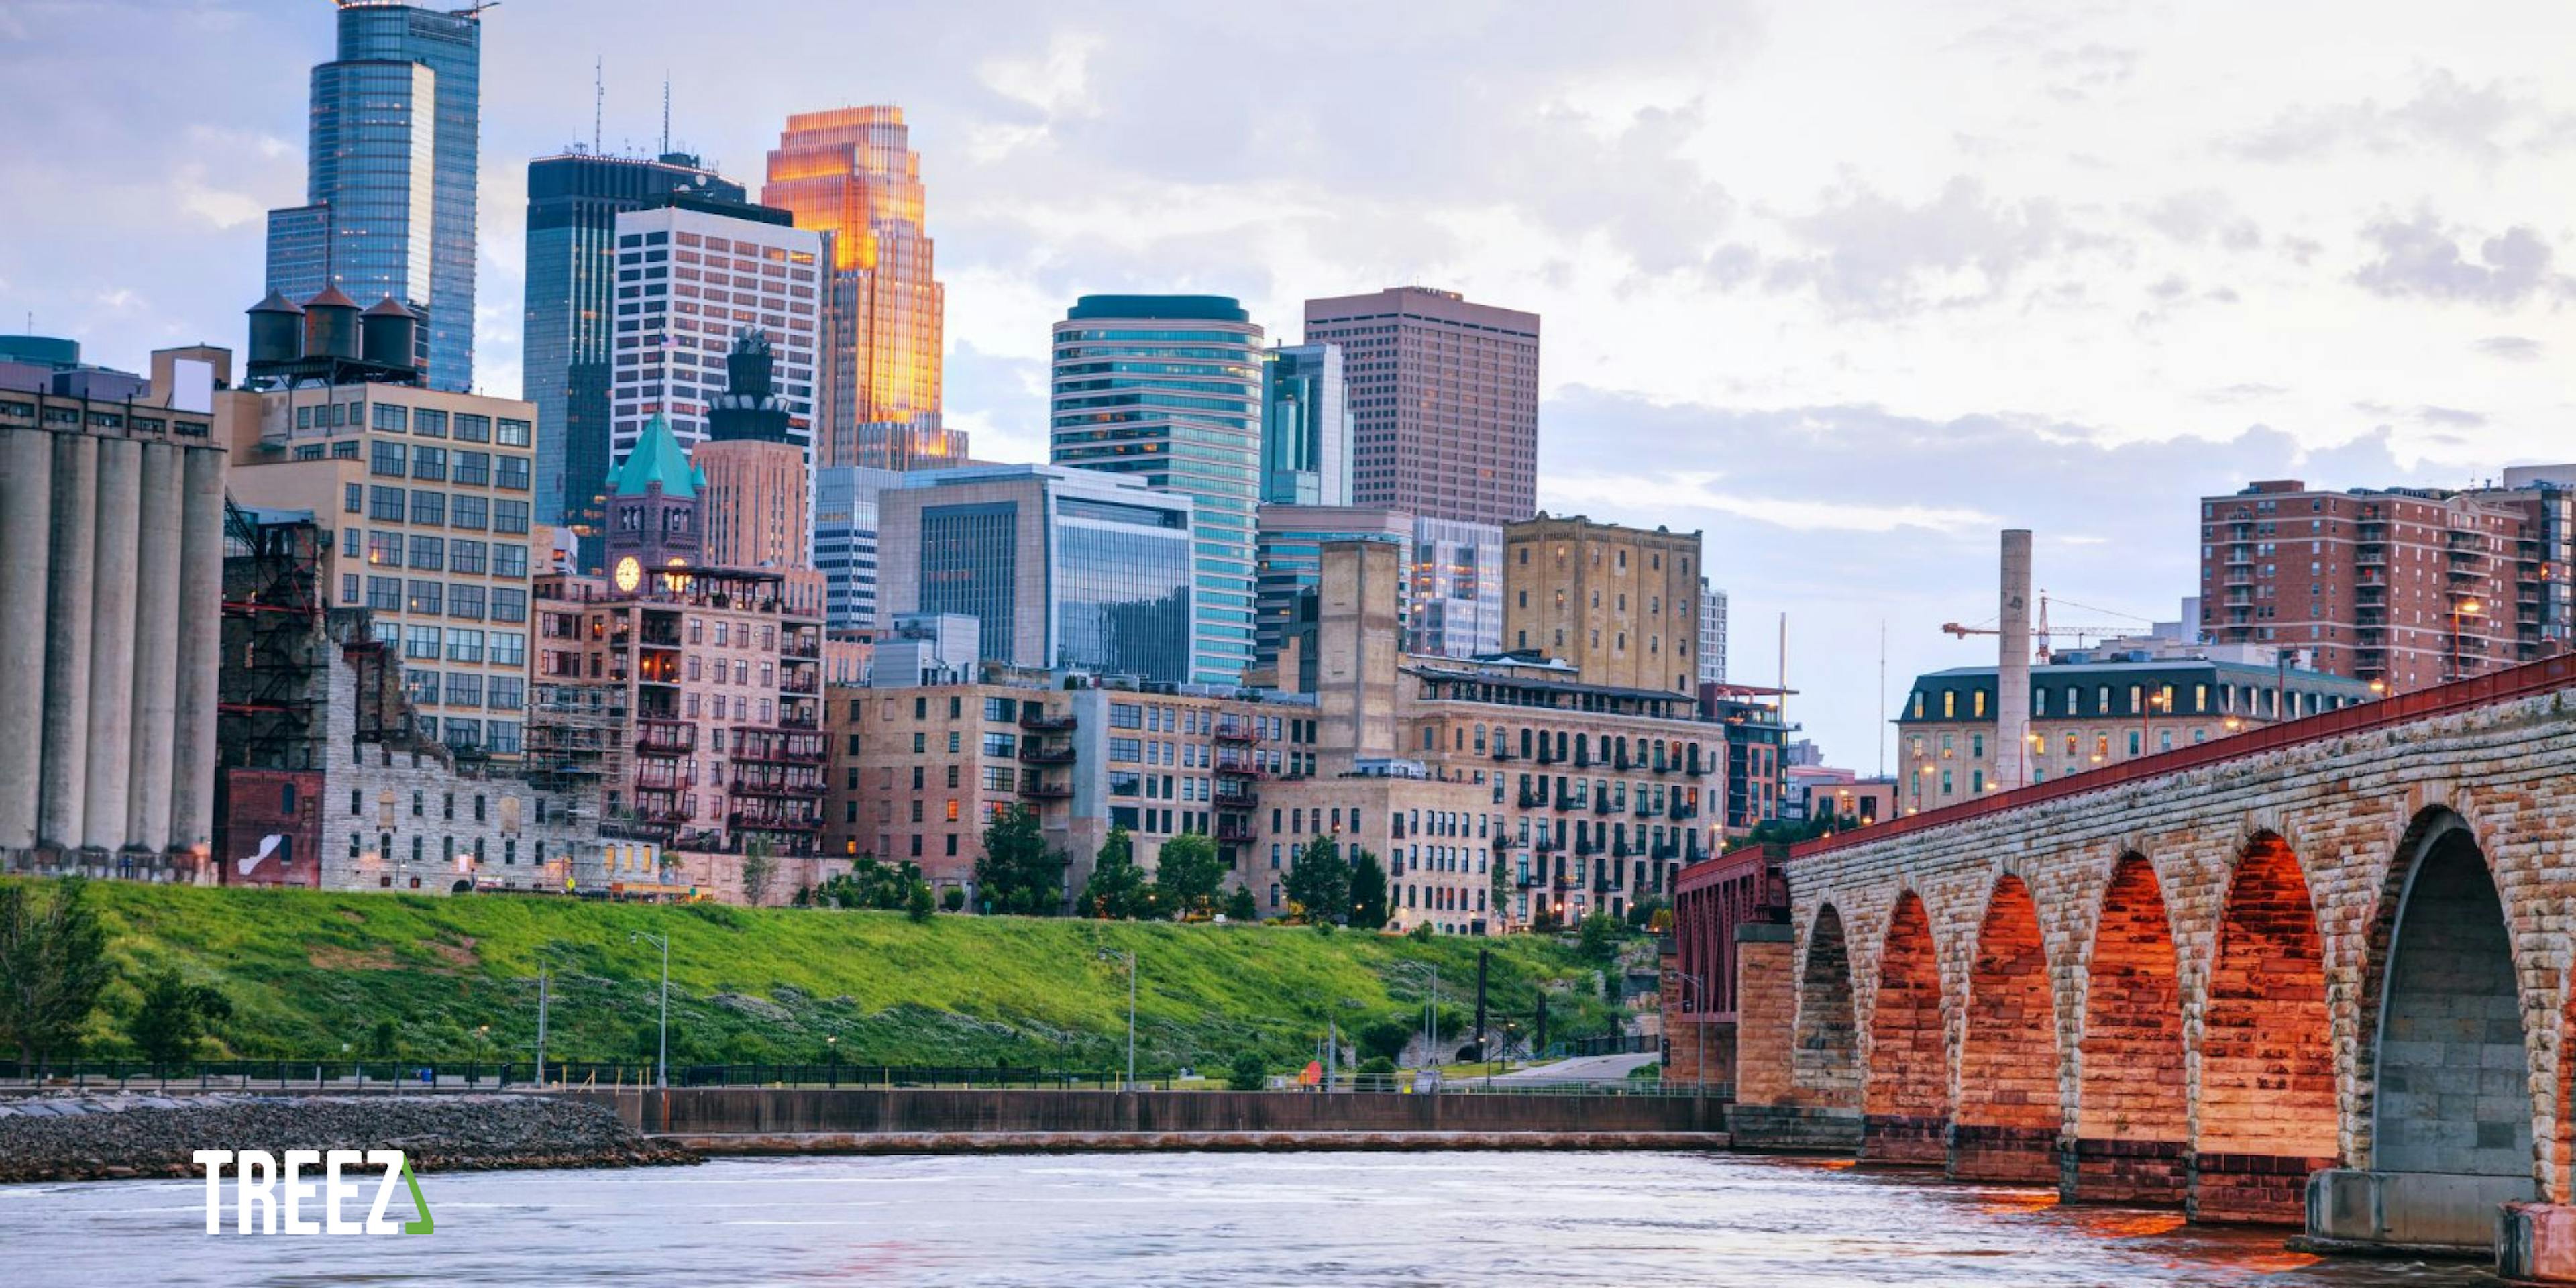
xmin=1938 ymin=592 xmax=2153 ymax=662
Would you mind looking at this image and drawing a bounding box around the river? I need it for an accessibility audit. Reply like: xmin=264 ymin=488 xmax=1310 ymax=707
xmin=0 ymin=1152 xmax=2498 ymax=1286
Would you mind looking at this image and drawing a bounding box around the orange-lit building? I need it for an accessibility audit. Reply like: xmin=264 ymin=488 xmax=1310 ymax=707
xmin=762 ymin=107 xmax=959 ymax=470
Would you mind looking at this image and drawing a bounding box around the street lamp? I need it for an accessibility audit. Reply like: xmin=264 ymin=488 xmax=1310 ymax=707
xmin=1099 ymin=949 xmax=1137 ymax=1089
xmin=630 ymin=930 xmax=670 ymax=1089
xmin=1390 ymin=961 xmax=1440 ymax=1070
xmin=826 ymin=1035 xmax=839 ymax=1089
xmin=474 ymin=1024 xmax=490 ymax=1085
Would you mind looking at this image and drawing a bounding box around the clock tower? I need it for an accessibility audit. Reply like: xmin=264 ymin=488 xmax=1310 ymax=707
xmin=604 ymin=412 xmax=702 ymax=590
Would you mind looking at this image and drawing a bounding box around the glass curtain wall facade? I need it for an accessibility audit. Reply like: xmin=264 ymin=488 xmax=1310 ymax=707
xmin=1405 ymin=517 xmax=1503 ymax=658
xmin=761 ymin=107 xmax=954 ymax=469
xmin=1254 ymin=504 xmax=1410 ymax=673
xmin=266 ymin=3 xmax=482 ymax=392
xmin=812 ymin=465 xmax=904 ymax=631
xmin=1260 ymin=343 xmax=1350 ymax=506
xmin=1054 ymin=496 xmax=1193 ymax=681
xmin=523 ymin=152 xmax=747 ymax=568
xmin=1051 ymin=296 xmax=1264 ymax=685
xmin=918 ymin=502 xmax=1019 ymax=656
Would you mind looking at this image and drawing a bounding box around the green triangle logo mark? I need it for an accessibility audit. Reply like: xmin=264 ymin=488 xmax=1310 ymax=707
xmin=398 ymin=1157 xmax=434 ymax=1236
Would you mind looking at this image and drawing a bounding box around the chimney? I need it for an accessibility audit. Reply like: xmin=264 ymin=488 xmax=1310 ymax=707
xmin=1996 ymin=529 xmax=2033 ymax=790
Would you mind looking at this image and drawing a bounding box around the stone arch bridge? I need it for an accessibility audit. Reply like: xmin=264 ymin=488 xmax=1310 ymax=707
xmin=1678 ymin=656 xmax=2576 ymax=1279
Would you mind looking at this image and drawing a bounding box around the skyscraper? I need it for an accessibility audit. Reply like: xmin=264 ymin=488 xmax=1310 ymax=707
xmin=1303 ymin=286 xmax=1540 ymax=526
xmin=605 ymin=202 xmax=823 ymax=484
xmin=1405 ymin=517 xmax=1503 ymax=659
xmin=1051 ymin=295 xmax=1264 ymax=684
xmin=1698 ymin=579 xmax=1729 ymax=684
xmin=1260 ymin=343 xmax=1351 ymax=506
xmin=761 ymin=107 xmax=958 ymax=470
xmin=523 ymin=150 xmax=747 ymax=565
xmin=1254 ymin=504 xmax=1410 ymax=676
xmin=812 ymin=464 xmax=904 ymax=633
xmin=266 ymin=2 xmax=482 ymax=392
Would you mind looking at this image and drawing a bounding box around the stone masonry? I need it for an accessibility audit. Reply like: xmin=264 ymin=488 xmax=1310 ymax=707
xmin=1721 ymin=660 xmax=2576 ymax=1266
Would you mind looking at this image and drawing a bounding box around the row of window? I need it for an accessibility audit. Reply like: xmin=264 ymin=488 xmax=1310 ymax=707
xmin=350 ymin=483 xmax=531 ymax=533
xmin=357 ymin=575 xmax=528 ymax=623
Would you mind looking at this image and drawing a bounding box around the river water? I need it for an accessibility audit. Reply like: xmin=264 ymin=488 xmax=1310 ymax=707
xmin=0 ymin=1152 xmax=2498 ymax=1287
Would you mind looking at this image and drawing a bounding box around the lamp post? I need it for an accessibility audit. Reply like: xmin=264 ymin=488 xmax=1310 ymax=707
xmin=826 ymin=1035 xmax=839 ymax=1089
xmin=2451 ymin=598 xmax=2485 ymax=683
xmin=1099 ymin=949 xmax=1136 ymax=1089
xmin=472 ymin=1024 xmax=490 ymax=1087
xmin=630 ymin=930 xmax=669 ymax=1089
xmin=1391 ymin=961 xmax=1438 ymax=1070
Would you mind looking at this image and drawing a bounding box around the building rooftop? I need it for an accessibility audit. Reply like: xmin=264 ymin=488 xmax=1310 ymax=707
xmin=1065 ymin=294 xmax=1248 ymax=323
xmin=608 ymin=412 xmax=702 ymax=499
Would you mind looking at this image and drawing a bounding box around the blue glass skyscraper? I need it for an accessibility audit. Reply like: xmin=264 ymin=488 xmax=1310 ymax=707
xmin=522 ymin=150 xmax=747 ymax=562
xmin=266 ymin=2 xmax=482 ymax=392
xmin=1051 ymin=296 xmax=1264 ymax=685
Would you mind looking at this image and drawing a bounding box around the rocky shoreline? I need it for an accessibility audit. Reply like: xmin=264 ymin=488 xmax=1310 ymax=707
xmin=0 ymin=1092 xmax=698 ymax=1185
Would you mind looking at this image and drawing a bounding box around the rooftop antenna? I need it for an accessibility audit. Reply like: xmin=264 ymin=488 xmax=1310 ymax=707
xmin=593 ymin=57 xmax=603 ymax=155
xmin=661 ymin=74 xmax=671 ymax=157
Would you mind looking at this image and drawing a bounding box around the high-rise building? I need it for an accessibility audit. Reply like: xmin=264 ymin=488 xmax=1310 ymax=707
xmin=1405 ymin=517 xmax=1503 ymax=659
xmin=1254 ymin=503 xmax=1410 ymax=676
xmin=877 ymin=464 xmax=1196 ymax=682
xmin=761 ymin=107 xmax=956 ymax=469
xmin=2196 ymin=478 xmax=2559 ymax=692
xmin=1698 ymin=579 xmax=1728 ymax=684
xmin=522 ymin=150 xmax=747 ymax=566
xmin=266 ymin=2 xmax=482 ymax=392
xmin=812 ymin=465 xmax=904 ymax=633
xmin=1260 ymin=344 xmax=1350 ymax=506
xmin=1501 ymin=515 xmax=1705 ymax=693
xmin=606 ymin=203 xmax=823 ymax=478
xmin=695 ymin=330 xmax=826 ymax=614
xmin=1051 ymin=295 xmax=1264 ymax=684
xmin=1303 ymin=286 xmax=1539 ymax=526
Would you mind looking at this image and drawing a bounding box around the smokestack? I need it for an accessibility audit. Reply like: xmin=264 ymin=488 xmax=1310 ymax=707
xmin=1996 ymin=529 xmax=2033 ymax=790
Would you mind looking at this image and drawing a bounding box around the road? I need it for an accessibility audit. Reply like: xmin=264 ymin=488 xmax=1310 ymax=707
xmin=1483 ymin=1052 xmax=1658 ymax=1085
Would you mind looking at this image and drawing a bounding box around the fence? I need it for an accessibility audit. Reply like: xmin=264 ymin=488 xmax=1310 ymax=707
xmin=0 ymin=1059 xmax=1731 ymax=1100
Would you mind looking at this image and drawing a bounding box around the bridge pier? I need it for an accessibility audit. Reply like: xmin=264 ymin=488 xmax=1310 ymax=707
xmin=1947 ymin=1124 xmax=2057 ymax=1185
xmin=2059 ymin=1138 xmax=2186 ymax=1206
xmin=2190 ymin=1152 xmax=2337 ymax=1224
xmin=2500 ymin=1202 xmax=2576 ymax=1283
xmin=2304 ymin=1168 xmax=2537 ymax=1257
xmin=1860 ymin=1114 xmax=1946 ymax=1166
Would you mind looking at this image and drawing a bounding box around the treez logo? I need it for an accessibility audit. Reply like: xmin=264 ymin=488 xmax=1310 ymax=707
xmin=193 ymin=1149 xmax=433 ymax=1236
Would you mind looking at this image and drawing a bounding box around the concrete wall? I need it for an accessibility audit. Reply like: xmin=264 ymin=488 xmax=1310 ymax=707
xmin=570 ymin=1086 xmax=1719 ymax=1137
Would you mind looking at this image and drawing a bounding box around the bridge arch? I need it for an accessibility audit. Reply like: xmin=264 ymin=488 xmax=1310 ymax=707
xmin=2069 ymin=852 xmax=2187 ymax=1204
xmin=1864 ymin=889 xmax=1948 ymax=1164
xmin=1793 ymin=902 xmax=1861 ymax=1107
xmin=2194 ymin=830 xmax=2337 ymax=1222
xmin=1953 ymin=871 xmax=2061 ymax=1183
xmin=2350 ymin=807 xmax=2537 ymax=1193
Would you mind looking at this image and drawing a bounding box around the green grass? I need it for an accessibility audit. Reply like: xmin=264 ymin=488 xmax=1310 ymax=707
xmin=52 ymin=881 xmax=1627 ymax=1076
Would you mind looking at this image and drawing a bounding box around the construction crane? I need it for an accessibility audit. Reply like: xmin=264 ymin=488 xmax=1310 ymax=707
xmin=1940 ymin=592 xmax=2153 ymax=663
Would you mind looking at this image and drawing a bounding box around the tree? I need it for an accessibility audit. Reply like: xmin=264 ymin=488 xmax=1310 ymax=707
xmin=1078 ymin=827 xmax=1151 ymax=920
xmin=1625 ymin=895 xmax=1671 ymax=932
xmin=1348 ymin=849 xmax=1389 ymax=930
xmin=0 ymin=877 xmax=113 ymax=1065
xmin=368 ymin=1018 xmax=400 ymax=1059
xmin=1152 ymin=833 xmax=1225 ymax=918
xmin=941 ymin=888 xmax=966 ymax=913
xmin=1356 ymin=1017 xmax=1413 ymax=1065
xmin=976 ymin=806 xmax=1069 ymax=916
xmin=1490 ymin=851 xmax=1513 ymax=916
xmin=1576 ymin=911 xmax=1623 ymax=962
xmin=1222 ymin=887 xmax=1258 ymax=922
xmin=1227 ymin=1051 xmax=1268 ymax=1091
xmin=740 ymin=837 xmax=777 ymax=906
xmin=1283 ymin=835 xmax=1350 ymax=925
xmin=906 ymin=881 xmax=936 ymax=923
xmin=128 ymin=966 xmax=233 ymax=1069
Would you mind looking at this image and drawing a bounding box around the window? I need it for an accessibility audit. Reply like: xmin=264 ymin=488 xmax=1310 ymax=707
xmin=343 ymin=482 xmax=364 ymax=514
xmin=405 ymin=579 xmax=441 ymax=615
xmin=370 ymin=441 xmax=406 ymax=477
xmin=496 ymin=418 xmax=532 ymax=447
xmin=367 ymin=531 xmax=402 ymax=568
xmin=410 ymin=490 xmax=445 ymax=525
xmin=494 ymin=500 xmax=530 ymax=534
xmin=412 ymin=408 xmax=447 ymax=438
xmin=449 ymin=539 xmax=487 ymax=574
xmin=407 ymin=534 xmax=443 ymax=570
xmin=445 ymin=672 xmax=484 ymax=708
xmin=370 ymin=485 xmax=406 ymax=522
xmin=455 ymin=413 xmax=492 ymax=443
xmin=366 ymin=576 xmax=401 ymax=611
xmin=452 ymin=451 xmax=488 ymax=487
xmin=488 ymin=631 xmax=525 ymax=666
xmin=492 ymin=543 xmax=527 ymax=578
xmin=451 ymin=496 xmax=488 ymax=529
xmin=488 ymin=676 xmax=524 ymax=710
xmin=447 ymin=629 xmax=485 ymax=663
xmin=496 ymin=456 xmax=531 ymax=490
xmin=404 ymin=625 xmax=441 ymax=659
xmin=490 ymin=588 xmax=528 ymax=623
xmin=372 ymin=403 xmax=407 ymax=433
xmin=410 ymin=445 xmax=446 ymax=481
xmin=449 ymin=584 xmax=485 ymax=620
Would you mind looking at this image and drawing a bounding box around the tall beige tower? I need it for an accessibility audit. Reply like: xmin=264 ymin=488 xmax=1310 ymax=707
xmin=1996 ymin=529 xmax=2033 ymax=790
xmin=1501 ymin=514 xmax=1705 ymax=693
xmin=1314 ymin=539 xmax=1404 ymax=773
xmin=763 ymin=107 xmax=958 ymax=470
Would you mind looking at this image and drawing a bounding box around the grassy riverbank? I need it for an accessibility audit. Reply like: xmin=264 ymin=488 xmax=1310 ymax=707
xmin=52 ymin=882 xmax=1626 ymax=1075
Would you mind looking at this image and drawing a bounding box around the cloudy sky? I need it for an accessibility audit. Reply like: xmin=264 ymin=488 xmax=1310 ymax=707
xmin=7 ymin=1 xmax=2573 ymax=769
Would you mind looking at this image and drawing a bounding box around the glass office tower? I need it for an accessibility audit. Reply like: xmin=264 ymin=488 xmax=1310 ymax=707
xmin=812 ymin=465 xmax=905 ymax=631
xmin=265 ymin=2 xmax=482 ymax=392
xmin=1259 ymin=343 xmax=1350 ymax=506
xmin=1051 ymin=296 xmax=1263 ymax=684
xmin=523 ymin=150 xmax=747 ymax=566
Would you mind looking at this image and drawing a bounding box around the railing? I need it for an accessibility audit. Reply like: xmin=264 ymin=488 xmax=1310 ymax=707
xmin=1020 ymin=710 xmax=1075 ymax=732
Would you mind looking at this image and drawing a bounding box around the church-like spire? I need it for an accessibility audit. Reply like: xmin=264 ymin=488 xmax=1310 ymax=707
xmin=608 ymin=411 xmax=703 ymax=498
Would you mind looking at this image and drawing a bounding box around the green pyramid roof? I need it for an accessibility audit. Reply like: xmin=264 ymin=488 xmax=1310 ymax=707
xmin=608 ymin=413 xmax=702 ymax=500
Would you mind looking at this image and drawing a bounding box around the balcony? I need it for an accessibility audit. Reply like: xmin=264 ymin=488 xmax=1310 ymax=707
xmin=1669 ymin=800 xmax=1700 ymax=821
xmin=1019 ymin=777 xmax=1071 ymax=800
xmin=780 ymin=671 xmax=819 ymax=695
xmin=1574 ymin=839 xmax=1602 ymax=857
xmin=1214 ymin=788 xmax=1259 ymax=811
xmin=637 ymin=719 xmax=696 ymax=755
xmin=1214 ymin=819 xmax=1256 ymax=844
xmin=1020 ymin=709 xmax=1075 ymax=733
xmin=1533 ymin=835 xmax=1562 ymax=854
xmin=1018 ymin=741 xmax=1075 ymax=765
xmin=1516 ymin=789 xmax=1546 ymax=810
xmin=1592 ymin=796 xmax=1616 ymax=814
xmin=1213 ymin=717 xmax=1258 ymax=744
xmin=633 ymin=792 xmax=695 ymax=825
xmin=729 ymin=764 xmax=827 ymax=797
xmin=1490 ymin=746 xmax=1517 ymax=761
xmin=726 ymin=806 xmax=822 ymax=833
xmin=1633 ymin=798 xmax=1657 ymax=816
xmin=634 ymin=763 xmax=696 ymax=790
xmin=733 ymin=727 xmax=826 ymax=764
xmin=1214 ymin=755 xmax=1267 ymax=779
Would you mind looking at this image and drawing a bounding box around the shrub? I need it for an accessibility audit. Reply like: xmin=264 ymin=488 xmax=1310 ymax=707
xmin=1227 ymin=1050 xmax=1267 ymax=1091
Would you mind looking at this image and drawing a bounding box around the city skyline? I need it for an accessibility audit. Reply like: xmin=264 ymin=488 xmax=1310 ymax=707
xmin=15 ymin=1 xmax=2576 ymax=767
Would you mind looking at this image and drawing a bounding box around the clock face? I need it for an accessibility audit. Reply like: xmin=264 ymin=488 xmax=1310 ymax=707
xmin=613 ymin=556 xmax=642 ymax=593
